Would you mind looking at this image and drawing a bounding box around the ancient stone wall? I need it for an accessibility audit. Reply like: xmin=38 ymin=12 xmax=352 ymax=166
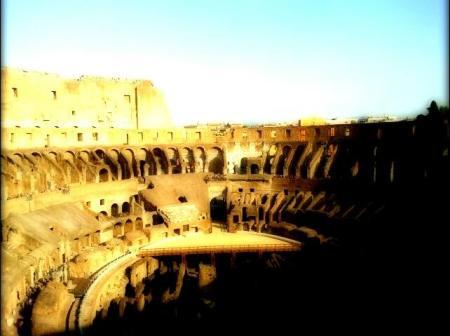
xmin=1 ymin=68 xmax=172 ymax=129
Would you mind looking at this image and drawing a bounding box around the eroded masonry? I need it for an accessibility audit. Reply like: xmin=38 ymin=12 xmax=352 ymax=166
xmin=1 ymin=68 xmax=449 ymax=335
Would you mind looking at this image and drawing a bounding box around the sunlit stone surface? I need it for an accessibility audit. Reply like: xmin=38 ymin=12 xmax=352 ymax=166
xmin=1 ymin=68 xmax=448 ymax=335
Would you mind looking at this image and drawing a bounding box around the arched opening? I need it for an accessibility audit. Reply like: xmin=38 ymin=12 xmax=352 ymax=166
xmin=152 ymin=214 xmax=164 ymax=225
xmin=135 ymin=217 xmax=143 ymax=230
xmin=152 ymin=148 xmax=169 ymax=174
xmin=210 ymin=196 xmax=226 ymax=222
xmin=288 ymin=145 xmax=305 ymax=177
xmin=122 ymin=202 xmax=130 ymax=214
xmin=264 ymin=145 xmax=277 ymax=174
xmin=113 ymin=223 xmax=122 ymax=237
xmin=167 ymin=148 xmax=182 ymax=174
xmin=181 ymin=147 xmax=195 ymax=173
xmin=194 ymin=147 xmax=206 ymax=172
xmin=208 ymin=147 xmax=224 ymax=174
xmin=276 ymin=146 xmax=291 ymax=175
xmin=240 ymin=158 xmax=248 ymax=174
xmin=261 ymin=194 xmax=268 ymax=205
xmin=99 ymin=168 xmax=109 ymax=182
xmin=125 ymin=219 xmax=133 ymax=233
xmin=250 ymin=164 xmax=260 ymax=174
xmin=111 ymin=204 xmax=119 ymax=217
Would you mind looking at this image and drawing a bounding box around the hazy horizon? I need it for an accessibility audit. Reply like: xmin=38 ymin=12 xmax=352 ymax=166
xmin=3 ymin=0 xmax=448 ymax=126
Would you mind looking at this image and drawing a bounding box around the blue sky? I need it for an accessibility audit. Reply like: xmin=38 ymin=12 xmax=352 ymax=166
xmin=3 ymin=0 xmax=448 ymax=125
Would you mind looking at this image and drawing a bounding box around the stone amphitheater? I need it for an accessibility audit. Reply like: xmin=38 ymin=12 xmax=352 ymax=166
xmin=1 ymin=67 xmax=449 ymax=335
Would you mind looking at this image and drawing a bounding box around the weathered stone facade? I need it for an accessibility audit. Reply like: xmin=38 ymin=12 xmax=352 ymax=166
xmin=1 ymin=68 xmax=449 ymax=336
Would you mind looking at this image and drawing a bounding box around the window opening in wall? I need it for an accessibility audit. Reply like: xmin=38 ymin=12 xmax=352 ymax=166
xmin=345 ymin=128 xmax=351 ymax=136
xmin=10 ymin=133 xmax=14 ymax=144
xmin=126 ymin=133 xmax=129 ymax=144
xmin=238 ymin=188 xmax=243 ymax=192
xmin=51 ymin=91 xmax=57 ymax=100
xmin=72 ymin=110 xmax=76 ymax=116
xmin=286 ymin=129 xmax=291 ymax=138
xmin=196 ymin=132 xmax=201 ymax=140
xmin=315 ymin=128 xmax=320 ymax=137
xmin=271 ymin=130 xmax=277 ymax=138
xmin=12 ymin=87 xmax=18 ymax=97
xmin=257 ymin=130 xmax=262 ymax=138
xmin=86 ymin=201 xmax=91 ymax=207
xmin=139 ymin=132 xmax=144 ymax=142
xmin=178 ymin=196 xmax=188 ymax=203
xmin=77 ymin=133 xmax=83 ymax=141
xmin=250 ymin=188 xmax=255 ymax=192
xmin=284 ymin=189 xmax=289 ymax=195
xmin=330 ymin=127 xmax=335 ymax=136
xmin=168 ymin=132 xmax=174 ymax=141
xmin=124 ymin=94 xmax=131 ymax=103
xmin=231 ymin=131 xmax=235 ymax=138
xmin=100 ymin=199 xmax=105 ymax=205
xmin=233 ymin=215 xmax=239 ymax=223
xmin=61 ymin=132 xmax=67 ymax=140
xmin=183 ymin=224 xmax=189 ymax=232
xmin=45 ymin=134 xmax=50 ymax=147
xmin=92 ymin=132 xmax=98 ymax=141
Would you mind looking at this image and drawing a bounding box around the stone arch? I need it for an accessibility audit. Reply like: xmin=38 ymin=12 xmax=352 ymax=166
xmin=167 ymin=147 xmax=182 ymax=174
xmin=288 ymin=145 xmax=306 ymax=177
xmin=207 ymin=147 xmax=224 ymax=174
xmin=136 ymin=148 xmax=155 ymax=177
xmin=106 ymin=148 xmax=121 ymax=180
xmin=111 ymin=203 xmax=119 ymax=217
xmin=62 ymin=151 xmax=80 ymax=184
xmin=99 ymin=210 xmax=108 ymax=218
xmin=194 ymin=147 xmax=206 ymax=172
xmin=180 ymin=147 xmax=195 ymax=173
xmin=152 ymin=148 xmax=169 ymax=174
xmin=121 ymin=148 xmax=138 ymax=179
xmin=125 ymin=219 xmax=133 ymax=233
xmin=276 ymin=145 xmax=291 ymax=176
xmin=113 ymin=223 xmax=123 ymax=237
xmin=122 ymin=202 xmax=130 ymax=214
xmin=263 ymin=144 xmax=277 ymax=174
xmin=77 ymin=150 xmax=96 ymax=183
xmin=98 ymin=168 xmax=110 ymax=182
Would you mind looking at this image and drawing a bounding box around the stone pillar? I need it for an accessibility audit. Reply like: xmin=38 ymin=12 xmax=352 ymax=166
xmin=81 ymin=166 xmax=87 ymax=184
xmin=144 ymin=163 xmax=150 ymax=177
xmin=117 ymin=166 xmax=122 ymax=181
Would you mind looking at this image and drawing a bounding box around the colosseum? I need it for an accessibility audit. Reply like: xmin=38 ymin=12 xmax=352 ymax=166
xmin=1 ymin=67 xmax=449 ymax=335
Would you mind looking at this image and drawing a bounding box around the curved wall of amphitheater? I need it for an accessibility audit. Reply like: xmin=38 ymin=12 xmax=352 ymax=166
xmin=1 ymin=68 xmax=449 ymax=335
